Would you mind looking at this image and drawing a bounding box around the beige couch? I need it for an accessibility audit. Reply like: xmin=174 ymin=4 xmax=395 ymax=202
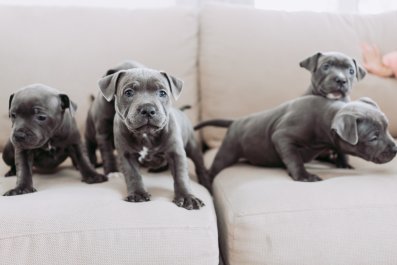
xmin=1 ymin=3 xmax=397 ymax=265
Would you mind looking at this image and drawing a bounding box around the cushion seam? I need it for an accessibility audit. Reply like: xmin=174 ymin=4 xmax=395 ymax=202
xmin=0 ymin=226 xmax=213 ymax=241
xmin=233 ymin=204 xmax=397 ymax=218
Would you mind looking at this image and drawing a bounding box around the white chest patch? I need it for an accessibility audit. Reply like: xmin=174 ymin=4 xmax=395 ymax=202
xmin=138 ymin=146 xmax=149 ymax=163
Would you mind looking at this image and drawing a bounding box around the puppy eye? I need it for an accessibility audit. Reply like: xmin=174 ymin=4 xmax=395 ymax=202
xmin=10 ymin=113 xmax=16 ymax=119
xmin=124 ymin=88 xmax=134 ymax=98
xmin=369 ymin=136 xmax=378 ymax=142
xmin=37 ymin=115 xmax=47 ymax=121
xmin=322 ymin=64 xmax=330 ymax=71
xmin=369 ymin=133 xmax=379 ymax=142
xmin=349 ymin=68 xmax=355 ymax=75
xmin=159 ymin=90 xmax=167 ymax=98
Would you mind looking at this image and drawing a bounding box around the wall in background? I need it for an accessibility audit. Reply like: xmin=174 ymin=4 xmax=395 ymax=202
xmin=0 ymin=0 xmax=396 ymax=13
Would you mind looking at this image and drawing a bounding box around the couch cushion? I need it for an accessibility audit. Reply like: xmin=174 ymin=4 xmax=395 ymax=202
xmin=200 ymin=3 xmax=397 ymax=148
xmin=0 ymin=163 xmax=218 ymax=265
xmin=0 ymin=5 xmax=198 ymax=150
xmin=204 ymin=148 xmax=397 ymax=265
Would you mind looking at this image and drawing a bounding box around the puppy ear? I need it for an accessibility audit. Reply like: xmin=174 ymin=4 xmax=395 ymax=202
xmin=331 ymin=113 xmax=358 ymax=145
xmin=98 ymin=70 xmax=125 ymax=102
xmin=8 ymin=93 xmax=14 ymax=113
xmin=358 ymin=97 xmax=379 ymax=109
xmin=104 ymin=68 xmax=118 ymax=77
xmin=160 ymin=71 xmax=184 ymax=101
xmin=299 ymin=52 xmax=322 ymax=72
xmin=353 ymin=59 xmax=366 ymax=81
xmin=59 ymin=94 xmax=77 ymax=116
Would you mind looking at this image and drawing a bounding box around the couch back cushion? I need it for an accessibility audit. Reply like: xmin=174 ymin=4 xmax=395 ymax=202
xmin=200 ymin=3 xmax=397 ymax=148
xmin=0 ymin=5 xmax=198 ymax=150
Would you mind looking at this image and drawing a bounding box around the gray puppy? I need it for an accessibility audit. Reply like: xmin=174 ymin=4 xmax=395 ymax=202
xmin=98 ymin=67 xmax=209 ymax=210
xmin=3 ymin=84 xmax=107 ymax=196
xmin=300 ymin=51 xmax=367 ymax=168
xmin=195 ymin=96 xmax=397 ymax=182
xmin=300 ymin=51 xmax=366 ymax=101
xmin=85 ymin=61 xmax=145 ymax=175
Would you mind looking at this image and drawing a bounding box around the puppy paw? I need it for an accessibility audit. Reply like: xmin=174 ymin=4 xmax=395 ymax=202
xmin=125 ymin=191 xmax=151 ymax=202
xmin=4 ymin=186 xmax=37 ymax=196
xmin=297 ymin=174 xmax=322 ymax=182
xmin=5 ymin=167 xmax=16 ymax=177
xmin=336 ymin=162 xmax=354 ymax=169
xmin=173 ymin=194 xmax=205 ymax=210
xmin=82 ymin=174 xmax=108 ymax=184
xmin=103 ymin=164 xmax=118 ymax=176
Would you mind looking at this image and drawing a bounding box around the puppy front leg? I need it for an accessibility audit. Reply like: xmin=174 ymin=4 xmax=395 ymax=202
xmin=119 ymin=152 xmax=151 ymax=202
xmin=168 ymin=148 xmax=205 ymax=210
xmin=2 ymin=140 xmax=17 ymax=177
xmin=334 ymin=152 xmax=354 ymax=169
xmin=3 ymin=147 xmax=36 ymax=195
xmin=68 ymin=143 xmax=108 ymax=184
xmin=272 ymin=133 xmax=322 ymax=182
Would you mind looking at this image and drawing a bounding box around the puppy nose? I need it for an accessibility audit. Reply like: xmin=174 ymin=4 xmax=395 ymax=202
xmin=14 ymin=131 xmax=27 ymax=141
xmin=139 ymin=104 xmax=157 ymax=118
xmin=335 ymin=77 xmax=347 ymax=85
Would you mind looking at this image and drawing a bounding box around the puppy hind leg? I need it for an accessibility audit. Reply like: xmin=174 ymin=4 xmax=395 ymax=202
xmin=84 ymin=114 xmax=100 ymax=167
xmin=185 ymin=138 xmax=212 ymax=193
xmin=208 ymin=139 xmax=240 ymax=183
xmin=68 ymin=142 xmax=108 ymax=184
xmin=85 ymin=138 xmax=100 ymax=168
xmin=96 ymin=134 xmax=118 ymax=175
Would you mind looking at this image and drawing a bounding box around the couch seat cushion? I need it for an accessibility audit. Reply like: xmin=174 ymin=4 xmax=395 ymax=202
xmin=205 ymin=149 xmax=397 ymax=265
xmin=0 ymin=162 xmax=218 ymax=265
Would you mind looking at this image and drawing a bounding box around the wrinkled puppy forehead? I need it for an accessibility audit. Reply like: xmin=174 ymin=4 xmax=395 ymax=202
xmin=347 ymin=100 xmax=389 ymax=127
xmin=11 ymin=84 xmax=62 ymax=111
xmin=318 ymin=52 xmax=355 ymax=67
xmin=117 ymin=68 xmax=170 ymax=91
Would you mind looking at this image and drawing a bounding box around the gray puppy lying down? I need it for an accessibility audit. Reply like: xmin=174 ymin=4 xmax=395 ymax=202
xmin=98 ymin=67 xmax=209 ymax=210
xmin=3 ymin=84 xmax=107 ymax=196
xmin=195 ymin=96 xmax=397 ymax=182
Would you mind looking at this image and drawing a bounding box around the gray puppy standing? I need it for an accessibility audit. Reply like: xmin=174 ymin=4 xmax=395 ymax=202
xmin=300 ymin=51 xmax=367 ymax=168
xmin=85 ymin=61 xmax=145 ymax=175
xmin=2 ymin=84 xmax=107 ymax=196
xmin=98 ymin=67 xmax=209 ymax=210
xmin=195 ymin=96 xmax=397 ymax=182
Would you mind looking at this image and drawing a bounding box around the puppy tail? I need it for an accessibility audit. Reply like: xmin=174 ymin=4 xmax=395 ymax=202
xmin=179 ymin=105 xmax=192 ymax=112
xmin=194 ymin=119 xmax=233 ymax=130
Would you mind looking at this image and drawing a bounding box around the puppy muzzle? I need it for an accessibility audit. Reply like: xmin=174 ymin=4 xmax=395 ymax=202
xmin=11 ymin=129 xmax=44 ymax=149
xmin=373 ymin=145 xmax=397 ymax=163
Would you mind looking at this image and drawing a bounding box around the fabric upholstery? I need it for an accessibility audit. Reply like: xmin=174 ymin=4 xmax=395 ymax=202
xmin=0 ymin=162 xmax=218 ymax=265
xmin=204 ymin=148 xmax=397 ymax=265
